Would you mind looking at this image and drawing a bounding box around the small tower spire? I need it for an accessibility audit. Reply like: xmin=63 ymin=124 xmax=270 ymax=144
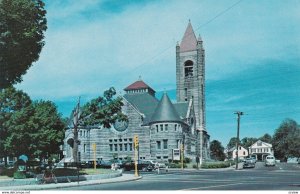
xmin=198 ymin=34 xmax=202 ymax=42
xmin=180 ymin=21 xmax=197 ymax=52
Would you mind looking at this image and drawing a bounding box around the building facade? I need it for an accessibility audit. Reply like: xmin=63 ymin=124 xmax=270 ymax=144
xmin=227 ymin=146 xmax=249 ymax=160
xmin=63 ymin=22 xmax=210 ymax=163
xmin=248 ymin=140 xmax=273 ymax=161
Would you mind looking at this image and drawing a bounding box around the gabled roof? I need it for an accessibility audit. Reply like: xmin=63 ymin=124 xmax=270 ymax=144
xmin=149 ymin=93 xmax=182 ymax=124
xmin=228 ymin=146 xmax=247 ymax=152
xmin=123 ymin=93 xmax=159 ymax=124
xmin=124 ymin=80 xmax=154 ymax=91
xmin=180 ymin=22 xmax=197 ymax=52
xmin=250 ymin=140 xmax=272 ymax=148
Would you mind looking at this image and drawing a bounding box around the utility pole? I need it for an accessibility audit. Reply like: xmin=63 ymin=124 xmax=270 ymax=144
xmin=234 ymin=111 xmax=243 ymax=170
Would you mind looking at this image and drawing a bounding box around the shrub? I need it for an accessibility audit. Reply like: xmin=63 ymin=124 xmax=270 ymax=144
xmin=192 ymin=164 xmax=198 ymax=169
xmin=201 ymin=162 xmax=231 ymax=169
xmin=2 ymin=168 xmax=15 ymax=177
xmin=13 ymin=171 xmax=26 ymax=179
xmin=168 ymin=163 xmax=187 ymax=168
xmin=184 ymin=158 xmax=191 ymax=163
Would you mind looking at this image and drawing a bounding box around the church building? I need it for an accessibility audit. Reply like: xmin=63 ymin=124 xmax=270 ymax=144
xmin=63 ymin=22 xmax=210 ymax=163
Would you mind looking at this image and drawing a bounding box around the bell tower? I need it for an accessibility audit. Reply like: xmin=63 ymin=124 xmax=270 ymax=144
xmin=176 ymin=21 xmax=206 ymax=132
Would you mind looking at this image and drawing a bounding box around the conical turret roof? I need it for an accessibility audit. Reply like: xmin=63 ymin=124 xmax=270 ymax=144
xmin=180 ymin=21 xmax=197 ymax=52
xmin=149 ymin=93 xmax=182 ymax=124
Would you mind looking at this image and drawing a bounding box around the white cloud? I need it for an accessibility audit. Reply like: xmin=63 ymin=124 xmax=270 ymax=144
xmin=16 ymin=0 xmax=300 ymax=100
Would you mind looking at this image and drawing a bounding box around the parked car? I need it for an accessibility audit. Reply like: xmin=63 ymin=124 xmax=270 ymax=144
xmin=265 ymin=155 xmax=276 ymax=166
xmin=155 ymin=162 xmax=167 ymax=170
xmin=243 ymin=158 xmax=255 ymax=168
xmin=287 ymin=157 xmax=298 ymax=164
xmin=123 ymin=160 xmax=154 ymax=172
xmin=98 ymin=160 xmax=113 ymax=169
xmin=250 ymin=157 xmax=256 ymax=163
xmin=80 ymin=161 xmax=94 ymax=168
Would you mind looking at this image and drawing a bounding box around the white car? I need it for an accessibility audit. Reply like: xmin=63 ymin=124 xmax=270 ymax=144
xmin=265 ymin=155 xmax=276 ymax=166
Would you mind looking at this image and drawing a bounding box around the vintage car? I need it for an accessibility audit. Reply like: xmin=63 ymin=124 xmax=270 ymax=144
xmin=265 ymin=155 xmax=276 ymax=166
xmin=243 ymin=158 xmax=255 ymax=168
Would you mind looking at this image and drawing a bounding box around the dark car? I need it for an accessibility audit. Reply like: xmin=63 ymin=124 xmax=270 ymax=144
xmin=243 ymin=158 xmax=255 ymax=168
xmin=80 ymin=161 xmax=95 ymax=168
xmin=139 ymin=160 xmax=155 ymax=171
xmin=123 ymin=160 xmax=154 ymax=171
xmin=98 ymin=160 xmax=113 ymax=169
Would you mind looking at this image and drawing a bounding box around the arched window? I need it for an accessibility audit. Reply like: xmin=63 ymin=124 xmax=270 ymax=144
xmin=184 ymin=60 xmax=193 ymax=77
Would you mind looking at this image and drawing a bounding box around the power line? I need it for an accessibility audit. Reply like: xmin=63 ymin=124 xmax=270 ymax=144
xmin=112 ymin=0 xmax=245 ymax=86
xmin=196 ymin=0 xmax=244 ymax=30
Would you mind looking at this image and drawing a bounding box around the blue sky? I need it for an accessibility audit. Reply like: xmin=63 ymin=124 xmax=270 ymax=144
xmin=16 ymin=0 xmax=300 ymax=147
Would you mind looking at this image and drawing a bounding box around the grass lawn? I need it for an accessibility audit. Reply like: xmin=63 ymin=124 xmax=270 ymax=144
xmin=52 ymin=168 xmax=117 ymax=177
xmin=80 ymin=168 xmax=115 ymax=175
xmin=0 ymin=175 xmax=11 ymax=180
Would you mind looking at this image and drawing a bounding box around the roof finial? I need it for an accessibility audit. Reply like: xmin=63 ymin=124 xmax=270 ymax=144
xmin=138 ymin=75 xmax=142 ymax=81
xmin=189 ymin=19 xmax=191 ymax=23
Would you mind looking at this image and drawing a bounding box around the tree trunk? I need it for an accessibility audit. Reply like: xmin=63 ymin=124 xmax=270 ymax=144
xmin=72 ymin=126 xmax=78 ymax=163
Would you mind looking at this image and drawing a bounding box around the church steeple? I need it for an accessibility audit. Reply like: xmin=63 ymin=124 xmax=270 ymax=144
xmin=176 ymin=21 xmax=206 ymax=131
xmin=180 ymin=21 xmax=197 ymax=52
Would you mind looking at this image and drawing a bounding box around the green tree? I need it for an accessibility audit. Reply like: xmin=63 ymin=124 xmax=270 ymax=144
xmin=272 ymin=119 xmax=300 ymax=160
xmin=0 ymin=0 xmax=47 ymax=89
xmin=69 ymin=87 xmax=127 ymax=163
xmin=0 ymin=87 xmax=65 ymax=161
xmin=210 ymin=140 xmax=226 ymax=161
xmin=259 ymin=133 xmax=272 ymax=144
xmin=0 ymin=87 xmax=31 ymax=164
xmin=4 ymin=100 xmax=65 ymax=159
xmin=227 ymin=137 xmax=240 ymax=150
xmin=240 ymin=137 xmax=258 ymax=149
xmin=81 ymin=87 xmax=127 ymax=128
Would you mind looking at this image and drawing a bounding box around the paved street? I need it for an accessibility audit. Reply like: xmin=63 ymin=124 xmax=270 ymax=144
xmin=55 ymin=162 xmax=300 ymax=190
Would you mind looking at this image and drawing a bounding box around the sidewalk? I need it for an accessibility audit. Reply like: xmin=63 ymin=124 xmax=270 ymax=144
xmin=0 ymin=174 xmax=142 ymax=190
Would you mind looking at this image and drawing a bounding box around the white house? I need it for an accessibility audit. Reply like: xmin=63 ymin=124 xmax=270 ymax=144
xmin=227 ymin=146 xmax=249 ymax=160
xmin=248 ymin=140 xmax=273 ymax=161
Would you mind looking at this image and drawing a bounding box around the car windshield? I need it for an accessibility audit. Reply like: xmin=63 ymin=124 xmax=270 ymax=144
xmin=267 ymin=156 xmax=274 ymax=159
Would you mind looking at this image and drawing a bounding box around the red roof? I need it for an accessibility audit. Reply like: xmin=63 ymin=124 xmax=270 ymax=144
xmin=124 ymin=80 xmax=154 ymax=91
xmin=180 ymin=22 xmax=197 ymax=52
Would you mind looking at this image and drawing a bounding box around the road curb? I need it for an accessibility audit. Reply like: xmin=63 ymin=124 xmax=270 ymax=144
xmin=1 ymin=174 xmax=142 ymax=190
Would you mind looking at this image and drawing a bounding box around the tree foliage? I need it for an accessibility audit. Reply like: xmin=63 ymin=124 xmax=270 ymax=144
xmin=80 ymin=87 xmax=127 ymax=128
xmin=240 ymin=137 xmax=258 ymax=149
xmin=226 ymin=137 xmax=240 ymax=150
xmin=259 ymin=133 xmax=272 ymax=144
xmin=272 ymin=119 xmax=300 ymax=160
xmin=0 ymin=0 xmax=47 ymax=89
xmin=67 ymin=87 xmax=127 ymax=163
xmin=210 ymin=140 xmax=226 ymax=161
xmin=0 ymin=87 xmax=65 ymax=160
xmin=0 ymin=87 xmax=31 ymax=160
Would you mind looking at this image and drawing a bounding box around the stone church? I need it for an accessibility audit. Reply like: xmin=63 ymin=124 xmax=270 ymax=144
xmin=63 ymin=22 xmax=210 ymax=163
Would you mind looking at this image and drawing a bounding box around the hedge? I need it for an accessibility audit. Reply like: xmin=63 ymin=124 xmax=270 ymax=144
xmin=201 ymin=161 xmax=231 ymax=169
